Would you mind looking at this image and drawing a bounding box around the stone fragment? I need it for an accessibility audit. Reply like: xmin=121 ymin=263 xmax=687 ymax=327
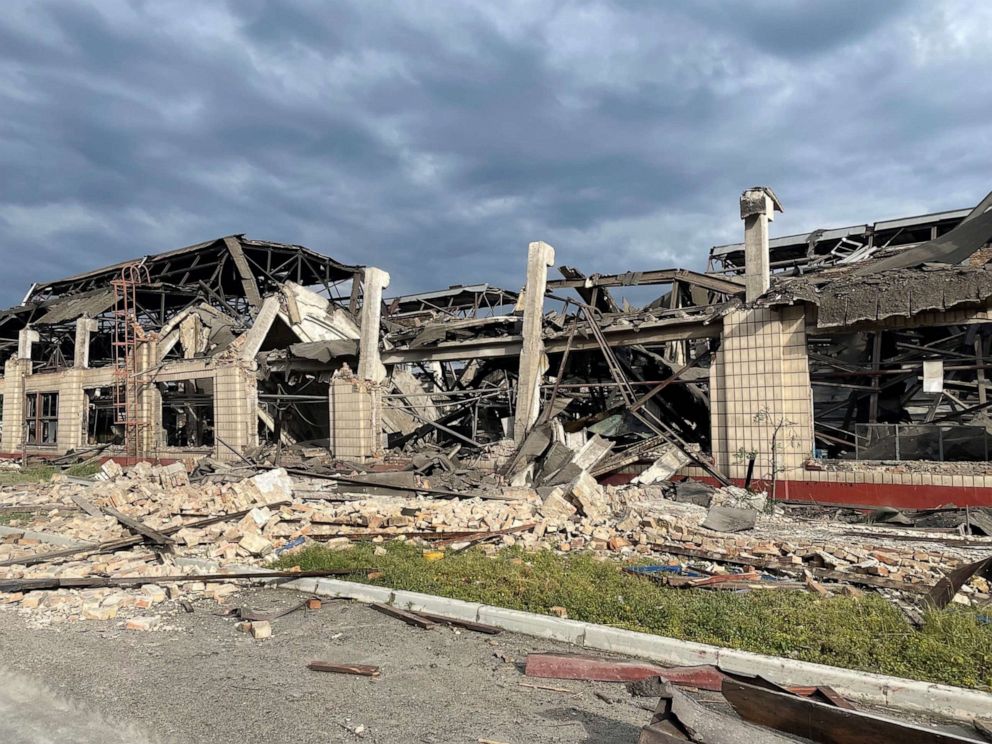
xmin=322 ymin=537 xmax=352 ymax=551
xmin=250 ymin=469 xmax=294 ymax=501
xmin=568 ymin=472 xmax=608 ymax=521
xmin=539 ymin=487 xmax=577 ymax=519
xmin=157 ymin=462 xmax=190 ymax=488
xmin=239 ymin=532 xmax=273 ymax=556
xmin=126 ymin=615 xmax=161 ymax=631
xmin=82 ymin=603 xmax=118 ymax=621
xmin=607 ymin=536 xmax=630 ymax=551
xmin=250 ymin=620 xmax=272 ymax=639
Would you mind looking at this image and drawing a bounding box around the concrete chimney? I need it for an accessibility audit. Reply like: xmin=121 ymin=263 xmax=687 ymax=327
xmin=740 ymin=186 xmax=783 ymax=302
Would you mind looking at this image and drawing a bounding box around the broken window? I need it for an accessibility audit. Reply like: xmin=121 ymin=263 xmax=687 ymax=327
xmin=25 ymin=392 xmax=58 ymax=445
xmin=84 ymin=387 xmax=120 ymax=445
xmin=159 ymin=378 xmax=215 ymax=448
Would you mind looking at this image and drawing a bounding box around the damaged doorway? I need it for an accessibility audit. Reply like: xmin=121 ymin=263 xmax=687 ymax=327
xmin=84 ymin=387 xmax=121 ymax=445
xmin=159 ymin=378 xmax=215 ymax=448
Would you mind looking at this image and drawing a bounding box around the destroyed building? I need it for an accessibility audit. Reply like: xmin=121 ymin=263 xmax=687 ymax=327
xmin=2 ymin=187 xmax=992 ymax=510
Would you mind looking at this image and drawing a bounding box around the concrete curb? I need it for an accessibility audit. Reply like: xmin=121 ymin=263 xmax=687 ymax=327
xmin=282 ymin=575 xmax=992 ymax=721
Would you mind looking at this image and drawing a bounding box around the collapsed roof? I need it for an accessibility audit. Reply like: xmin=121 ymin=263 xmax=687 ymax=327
xmin=0 ymin=235 xmax=364 ymax=365
xmin=765 ymin=191 xmax=992 ymax=327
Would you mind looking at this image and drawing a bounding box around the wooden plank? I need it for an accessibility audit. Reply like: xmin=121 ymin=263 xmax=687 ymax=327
xmin=723 ymin=678 xmax=982 ymax=744
xmin=70 ymin=493 xmax=102 ymax=517
xmin=370 ymin=602 xmax=437 ymax=629
xmin=816 ymin=685 xmax=857 ymax=710
xmin=641 ymin=683 xmax=796 ymax=744
xmin=524 ymin=654 xmax=727 ymax=691
xmin=412 ymin=611 xmax=501 ymax=635
xmin=652 ymin=543 xmax=931 ymax=594
xmin=975 ymin=719 xmax=992 ymax=742
xmin=0 ymin=504 xmax=81 ymax=514
xmin=924 ymin=555 xmax=992 ymax=609
xmin=307 ymin=661 xmax=380 ymax=677
xmin=0 ymin=568 xmax=375 ymax=594
xmin=101 ymin=505 xmax=174 ymax=546
xmin=0 ymin=501 xmax=291 ymax=567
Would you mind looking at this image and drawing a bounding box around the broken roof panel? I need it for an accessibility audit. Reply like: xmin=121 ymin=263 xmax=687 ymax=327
xmin=386 ymin=284 xmax=518 ymax=317
xmin=851 ymin=205 xmax=992 ymax=275
xmin=768 ymin=264 xmax=992 ymax=328
xmin=26 ymin=235 xmax=364 ymax=304
xmin=709 ymin=207 xmax=972 ymax=276
xmin=34 ymin=288 xmax=117 ymax=326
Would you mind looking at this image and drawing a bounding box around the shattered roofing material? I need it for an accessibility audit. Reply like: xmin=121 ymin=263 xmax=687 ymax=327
xmin=770 ymin=264 xmax=992 ymax=328
xmin=386 ymin=284 xmax=518 ymax=317
xmin=27 ymin=235 xmax=363 ymax=303
xmin=287 ymin=339 xmax=359 ymax=362
xmin=851 ymin=207 xmax=992 ymax=275
xmin=33 ymin=288 xmax=117 ymax=325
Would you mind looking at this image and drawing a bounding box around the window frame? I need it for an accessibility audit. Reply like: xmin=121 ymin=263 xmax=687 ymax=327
xmin=25 ymin=391 xmax=59 ymax=446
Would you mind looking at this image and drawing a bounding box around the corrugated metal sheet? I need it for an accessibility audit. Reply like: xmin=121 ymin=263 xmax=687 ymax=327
xmin=34 ymin=288 xmax=116 ymax=325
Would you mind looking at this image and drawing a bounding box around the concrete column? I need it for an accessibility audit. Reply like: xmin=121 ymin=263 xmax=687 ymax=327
xmin=740 ymin=187 xmax=783 ymax=303
xmin=17 ymin=328 xmax=39 ymax=360
xmin=58 ymin=369 xmax=86 ymax=453
xmin=74 ymin=318 xmax=99 ymax=368
xmin=710 ymin=306 xmax=813 ymax=483
xmin=213 ymin=362 xmax=260 ymax=461
xmin=1 ymin=359 xmax=27 ymax=452
xmin=513 ymin=241 xmax=555 ymax=443
xmin=357 ymin=268 xmax=390 ymax=383
xmin=329 ymin=374 xmax=382 ymax=461
xmin=135 ymin=337 xmax=160 ymax=455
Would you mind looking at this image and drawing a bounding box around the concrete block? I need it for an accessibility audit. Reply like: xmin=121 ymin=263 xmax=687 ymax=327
xmin=238 ymin=532 xmax=273 ymax=557
xmin=250 ymin=620 xmax=272 ymax=639
xmin=568 ymin=471 xmax=608 ymax=520
xmin=126 ymin=615 xmax=161 ymax=631
xmin=391 ymin=590 xmax=482 ymax=622
xmin=539 ymin=487 xmax=576 ymax=519
xmin=279 ymin=577 xmax=318 ymax=594
xmin=311 ymin=578 xmax=393 ymax=604
xmin=476 ymin=606 xmax=587 ymax=643
xmin=583 ymin=625 xmax=718 ymax=667
xmin=251 ymin=468 xmax=294 ymax=501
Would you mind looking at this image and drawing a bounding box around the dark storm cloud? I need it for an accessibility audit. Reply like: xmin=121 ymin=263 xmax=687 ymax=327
xmin=0 ymin=0 xmax=989 ymax=306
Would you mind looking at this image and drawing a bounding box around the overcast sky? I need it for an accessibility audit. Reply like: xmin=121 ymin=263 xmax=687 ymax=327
xmin=1 ymin=0 xmax=990 ymax=306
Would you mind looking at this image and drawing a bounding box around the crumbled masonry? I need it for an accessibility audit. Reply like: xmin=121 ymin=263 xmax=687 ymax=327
xmin=2 ymin=452 xmax=991 ymax=629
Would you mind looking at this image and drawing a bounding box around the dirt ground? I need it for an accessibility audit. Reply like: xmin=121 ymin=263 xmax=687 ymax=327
xmin=0 ymin=587 xmax=653 ymax=744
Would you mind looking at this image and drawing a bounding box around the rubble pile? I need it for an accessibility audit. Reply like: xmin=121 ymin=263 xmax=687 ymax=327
xmin=2 ymin=450 xmax=990 ymax=629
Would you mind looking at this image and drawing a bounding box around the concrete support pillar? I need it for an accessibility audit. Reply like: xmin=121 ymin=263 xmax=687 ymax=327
xmin=513 ymin=241 xmax=555 ymax=443
xmin=1 ymin=359 xmax=27 ymax=452
xmin=710 ymin=306 xmax=813 ymax=485
xmin=740 ymin=187 xmax=783 ymax=303
xmin=213 ymin=362 xmax=259 ymax=462
xmin=74 ymin=318 xmax=99 ymax=368
xmin=17 ymin=328 xmax=39 ymax=360
xmin=135 ymin=337 xmax=160 ymax=455
xmin=357 ymin=268 xmax=390 ymax=383
xmin=329 ymin=373 xmax=382 ymax=462
xmin=58 ymin=369 xmax=86 ymax=453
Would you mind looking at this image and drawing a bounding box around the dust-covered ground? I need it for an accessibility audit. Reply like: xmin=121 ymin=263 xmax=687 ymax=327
xmin=0 ymin=587 xmax=651 ymax=744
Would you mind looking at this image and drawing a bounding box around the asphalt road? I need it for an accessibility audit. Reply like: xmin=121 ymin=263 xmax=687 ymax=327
xmin=0 ymin=588 xmax=649 ymax=744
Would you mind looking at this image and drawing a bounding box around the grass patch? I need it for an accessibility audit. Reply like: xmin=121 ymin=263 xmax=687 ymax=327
xmin=275 ymin=542 xmax=992 ymax=690
xmin=0 ymin=460 xmax=103 ymax=487
xmin=0 ymin=512 xmax=30 ymax=525
xmin=0 ymin=465 xmax=59 ymax=487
